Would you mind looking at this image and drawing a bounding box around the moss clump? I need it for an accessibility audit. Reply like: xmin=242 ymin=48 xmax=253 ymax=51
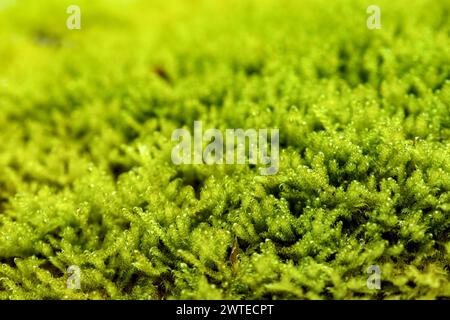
xmin=0 ymin=0 xmax=449 ymax=299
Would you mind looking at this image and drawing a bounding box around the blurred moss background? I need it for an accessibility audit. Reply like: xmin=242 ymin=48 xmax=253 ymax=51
xmin=0 ymin=0 xmax=449 ymax=299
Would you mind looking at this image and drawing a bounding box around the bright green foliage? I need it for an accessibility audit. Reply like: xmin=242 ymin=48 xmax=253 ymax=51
xmin=0 ymin=0 xmax=449 ymax=299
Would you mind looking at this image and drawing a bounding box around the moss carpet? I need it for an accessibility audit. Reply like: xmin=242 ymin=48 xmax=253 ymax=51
xmin=0 ymin=0 xmax=449 ymax=299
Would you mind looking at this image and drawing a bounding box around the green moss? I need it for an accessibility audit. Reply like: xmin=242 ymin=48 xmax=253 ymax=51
xmin=0 ymin=0 xmax=449 ymax=299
